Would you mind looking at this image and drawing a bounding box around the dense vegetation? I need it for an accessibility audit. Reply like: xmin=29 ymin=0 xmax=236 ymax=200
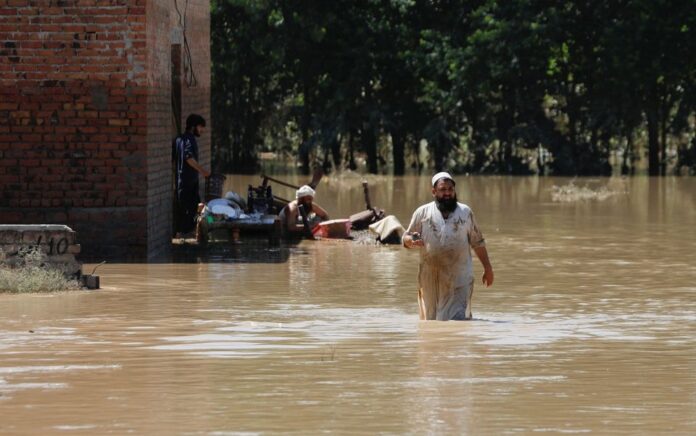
xmin=210 ymin=0 xmax=695 ymax=176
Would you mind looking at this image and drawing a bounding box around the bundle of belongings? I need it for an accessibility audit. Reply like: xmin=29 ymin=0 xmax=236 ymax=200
xmin=310 ymin=214 xmax=405 ymax=244
xmin=368 ymin=215 xmax=405 ymax=244
xmin=201 ymin=191 xmax=249 ymax=222
xmin=312 ymin=219 xmax=352 ymax=239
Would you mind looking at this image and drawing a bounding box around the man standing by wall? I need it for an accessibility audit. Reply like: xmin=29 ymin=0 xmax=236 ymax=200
xmin=402 ymin=172 xmax=494 ymax=320
xmin=174 ymin=114 xmax=211 ymax=237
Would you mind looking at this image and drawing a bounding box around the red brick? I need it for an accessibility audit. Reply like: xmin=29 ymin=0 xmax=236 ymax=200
xmin=66 ymin=118 xmax=87 ymax=126
xmin=107 ymin=118 xmax=129 ymax=127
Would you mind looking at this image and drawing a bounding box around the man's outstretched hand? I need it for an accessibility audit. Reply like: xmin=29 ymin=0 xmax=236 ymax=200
xmin=405 ymin=232 xmax=425 ymax=248
xmin=482 ymin=268 xmax=494 ymax=287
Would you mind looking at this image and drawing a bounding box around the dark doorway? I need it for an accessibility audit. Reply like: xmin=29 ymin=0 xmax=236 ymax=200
xmin=171 ymin=44 xmax=182 ymax=135
xmin=171 ymin=44 xmax=182 ymax=237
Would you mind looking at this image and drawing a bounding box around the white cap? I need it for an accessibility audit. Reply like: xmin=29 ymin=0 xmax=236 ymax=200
xmin=296 ymin=185 xmax=316 ymax=199
xmin=431 ymin=172 xmax=455 ymax=187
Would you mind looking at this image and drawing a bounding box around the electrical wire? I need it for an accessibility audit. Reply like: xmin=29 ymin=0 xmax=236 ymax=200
xmin=173 ymin=0 xmax=198 ymax=88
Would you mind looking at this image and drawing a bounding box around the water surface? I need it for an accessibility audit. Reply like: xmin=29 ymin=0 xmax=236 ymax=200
xmin=1 ymin=176 xmax=695 ymax=434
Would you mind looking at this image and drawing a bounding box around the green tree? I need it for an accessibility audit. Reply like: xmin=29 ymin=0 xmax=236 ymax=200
xmin=211 ymin=0 xmax=289 ymax=173
xmin=209 ymin=1 xmax=696 ymax=176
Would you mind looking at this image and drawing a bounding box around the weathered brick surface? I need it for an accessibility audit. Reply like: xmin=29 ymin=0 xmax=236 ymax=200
xmin=0 ymin=1 xmax=210 ymax=260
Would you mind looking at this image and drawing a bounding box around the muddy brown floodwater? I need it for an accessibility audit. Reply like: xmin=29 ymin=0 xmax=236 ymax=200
xmin=1 ymin=175 xmax=695 ymax=434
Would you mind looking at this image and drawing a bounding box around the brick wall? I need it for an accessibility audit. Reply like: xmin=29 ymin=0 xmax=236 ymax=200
xmin=0 ymin=1 xmax=210 ymax=261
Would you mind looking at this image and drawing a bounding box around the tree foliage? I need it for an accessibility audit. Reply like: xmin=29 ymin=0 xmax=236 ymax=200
xmin=211 ymin=0 xmax=696 ymax=175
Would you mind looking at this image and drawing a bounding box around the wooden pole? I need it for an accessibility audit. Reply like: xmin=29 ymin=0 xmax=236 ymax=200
xmin=362 ymin=181 xmax=373 ymax=211
xmin=262 ymin=174 xmax=300 ymax=190
xmin=261 ymin=169 xmax=324 ymax=191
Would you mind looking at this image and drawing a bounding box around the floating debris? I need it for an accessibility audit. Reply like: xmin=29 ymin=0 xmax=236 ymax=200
xmin=351 ymin=229 xmax=382 ymax=245
xmin=321 ymin=170 xmax=387 ymax=190
xmin=551 ymin=180 xmax=626 ymax=203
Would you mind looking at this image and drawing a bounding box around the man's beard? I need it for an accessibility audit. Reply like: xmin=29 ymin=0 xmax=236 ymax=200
xmin=435 ymin=195 xmax=457 ymax=213
xmin=298 ymin=201 xmax=313 ymax=214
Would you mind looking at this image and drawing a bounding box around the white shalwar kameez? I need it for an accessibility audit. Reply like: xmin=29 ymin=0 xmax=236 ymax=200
xmin=404 ymin=201 xmax=486 ymax=320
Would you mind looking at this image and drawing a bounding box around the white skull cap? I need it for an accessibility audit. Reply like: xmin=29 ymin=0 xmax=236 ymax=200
xmin=296 ymin=185 xmax=316 ymax=199
xmin=431 ymin=172 xmax=455 ymax=187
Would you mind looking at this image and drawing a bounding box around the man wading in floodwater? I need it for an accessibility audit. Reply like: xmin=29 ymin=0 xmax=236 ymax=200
xmin=402 ymin=172 xmax=494 ymax=320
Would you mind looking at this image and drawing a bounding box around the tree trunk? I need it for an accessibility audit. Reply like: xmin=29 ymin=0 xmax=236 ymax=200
xmin=621 ymin=134 xmax=632 ymax=175
xmin=213 ymin=116 xmax=232 ymax=172
xmin=230 ymin=85 xmax=244 ymax=171
xmin=362 ymin=123 xmax=378 ymax=174
xmin=646 ymin=98 xmax=660 ymax=176
xmin=432 ymin=133 xmax=445 ymax=172
xmin=299 ymin=122 xmax=310 ymax=175
xmin=659 ymin=97 xmax=668 ymax=176
xmin=498 ymin=98 xmax=514 ymax=174
xmin=299 ymin=83 xmax=312 ymax=175
xmin=412 ymin=139 xmax=422 ymax=172
xmin=233 ymin=106 xmax=259 ymax=174
xmin=347 ymin=132 xmax=357 ymax=171
xmin=391 ymin=129 xmax=405 ymax=175
xmin=568 ymin=114 xmax=578 ymax=175
xmin=322 ymin=146 xmax=331 ymax=173
xmin=330 ymin=134 xmax=342 ymax=170
xmin=502 ymin=140 xmax=513 ymax=174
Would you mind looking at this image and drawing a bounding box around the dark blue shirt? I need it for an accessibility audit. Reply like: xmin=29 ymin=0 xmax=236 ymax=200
xmin=175 ymin=132 xmax=199 ymax=191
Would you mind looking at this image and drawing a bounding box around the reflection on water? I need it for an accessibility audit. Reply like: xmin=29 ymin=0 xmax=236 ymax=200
xmin=171 ymin=240 xmax=294 ymax=264
xmin=1 ymin=176 xmax=695 ymax=434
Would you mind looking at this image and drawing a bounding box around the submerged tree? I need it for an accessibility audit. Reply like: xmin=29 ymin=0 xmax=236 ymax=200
xmin=210 ymin=0 xmax=696 ymax=176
